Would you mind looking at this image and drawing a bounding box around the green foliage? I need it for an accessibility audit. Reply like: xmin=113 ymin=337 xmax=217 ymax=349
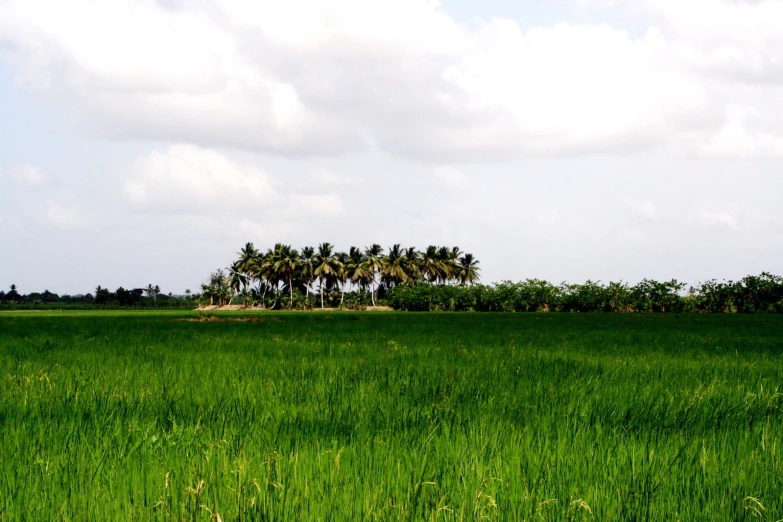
xmin=0 ymin=312 xmax=781 ymax=520
xmin=387 ymin=274 xmax=783 ymax=313
xmin=0 ymin=284 xmax=194 ymax=310
xmin=203 ymin=242 xmax=481 ymax=310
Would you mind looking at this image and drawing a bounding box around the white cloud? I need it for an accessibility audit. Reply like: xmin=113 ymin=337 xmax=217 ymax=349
xmin=290 ymin=193 xmax=346 ymax=217
xmin=306 ymin=169 xmax=362 ymax=188
xmin=124 ymin=144 xmax=283 ymax=212
xmin=625 ymin=198 xmax=660 ymax=221
xmin=696 ymin=203 xmax=783 ymax=233
xmin=700 ymin=104 xmax=783 ymax=158
xmin=535 ymin=206 xmax=560 ymax=228
xmin=1 ymin=0 xmax=781 ymax=160
xmin=699 ymin=208 xmax=740 ymax=230
xmin=123 ymin=144 xmax=347 ymax=219
xmin=43 ymin=200 xmax=90 ymax=230
xmin=0 ymin=164 xmax=47 ymax=187
xmin=433 ymin=166 xmax=469 ymax=191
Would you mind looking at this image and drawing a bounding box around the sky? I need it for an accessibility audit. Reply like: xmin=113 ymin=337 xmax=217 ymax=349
xmin=0 ymin=0 xmax=782 ymax=295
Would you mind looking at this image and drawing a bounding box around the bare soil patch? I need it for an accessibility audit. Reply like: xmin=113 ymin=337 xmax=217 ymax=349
xmin=193 ymin=305 xmax=395 ymax=312
xmin=178 ymin=316 xmax=273 ymax=323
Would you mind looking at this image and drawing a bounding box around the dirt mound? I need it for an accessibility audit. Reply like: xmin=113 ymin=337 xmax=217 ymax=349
xmin=195 ymin=304 xmax=252 ymax=311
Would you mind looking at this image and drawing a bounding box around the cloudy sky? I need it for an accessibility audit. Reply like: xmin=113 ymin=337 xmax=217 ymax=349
xmin=1 ymin=0 xmax=782 ymax=295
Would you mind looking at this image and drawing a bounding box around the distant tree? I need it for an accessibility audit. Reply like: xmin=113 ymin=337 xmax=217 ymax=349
xmin=236 ymin=242 xmax=258 ymax=300
xmin=221 ymin=241 xmax=481 ymax=309
xmin=272 ymin=244 xmax=300 ymax=307
xmin=201 ymin=270 xmax=230 ymax=306
xmin=227 ymin=261 xmax=245 ymax=305
xmin=314 ymin=243 xmax=340 ymax=308
xmin=457 ymin=254 xmax=481 ymax=285
xmin=402 ymin=247 xmax=421 ymax=283
xmin=94 ymin=286 xmax=112 ymax=305
xmin=8 ymin=284 xmax=19 ymax=302
xmin=347 ymin=246 xmax=370 ymax=294
xmin=335 ymin=250 xmax=350 ymax=305
xmin=364 ymin=244 xmax=384 ymax=306
xmin=420 ymin=247 xmax=444 ymax=284
xmin=382 ymin=244 xmax=408 ymax=287
xmin=299 ymin=246 xmax=317 ymax=301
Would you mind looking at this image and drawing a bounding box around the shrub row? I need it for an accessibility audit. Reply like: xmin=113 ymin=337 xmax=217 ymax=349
xmin=386 ymin=273 xmax=783 ymax=313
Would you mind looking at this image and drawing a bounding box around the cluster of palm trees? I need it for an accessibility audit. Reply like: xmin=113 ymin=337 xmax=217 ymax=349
xmin=201 ymin=243 xmax=480 ymax=308
xmin=144 ymin=284 xmax=161 ymax=300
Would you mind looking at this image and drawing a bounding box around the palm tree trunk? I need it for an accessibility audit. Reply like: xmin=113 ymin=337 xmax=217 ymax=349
xmin=289 ymin=274 xmax=293 ymax=308
xmin=320 ymin=279 xmax=325 ymax=309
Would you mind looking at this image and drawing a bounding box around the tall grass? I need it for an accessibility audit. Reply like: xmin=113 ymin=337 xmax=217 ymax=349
xmin=0 ymin=311 xmax=781 ymax=520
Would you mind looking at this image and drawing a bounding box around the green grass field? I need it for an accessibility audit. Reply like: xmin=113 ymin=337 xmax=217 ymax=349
xmin=0 ymin=311 xmax=781 ymax=521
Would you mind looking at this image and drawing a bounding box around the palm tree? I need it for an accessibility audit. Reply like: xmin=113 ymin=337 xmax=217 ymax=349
xmin=363 ymin=244 xmax=384 ymax=306
xmin=252 ymin=248 xmax=276 ymax=307
xmin=347 ymin=246 xmax=370 ymax=293
xmin=314 ymin=243 xmax=340 ymax=308
xmin=447 ymin=247 xmax=463 ymax=284
xmin=145 ymin=284 xmax=155 ymax=299
xmin=227 ymin=261 xmax=245 ymax=305
xmin=272 ymin=244 xmax=299 ymax=308
xmin=335 ymin=251 xmax=350 ymax=305
xmin=237 ymin=242 xmax=258 ymax=298
xmin=402 ymin=247 xmax=421 ymax=284
xmin=457 ymin=253 xmax=481 ymax=285
xmin=437 ymin=246 xmax=456 ymax=284
xmin=382 ymin=244 xmax=408 ymax=287
xmin=299 ymin=246 xmax=317 ymax=301
xmin=421 ymin=246 xmax=443 ymax=284
xmin=205 ymin=241 xmax=478 ymax=308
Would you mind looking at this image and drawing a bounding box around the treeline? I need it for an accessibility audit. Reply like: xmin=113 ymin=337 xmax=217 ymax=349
xmin=387 ymin=273 xmax=783 ymax=313
xmin=0 ymin=284 xmax=194 ymax=309
xmin=201 ymin=242 xmax=480 ymax=308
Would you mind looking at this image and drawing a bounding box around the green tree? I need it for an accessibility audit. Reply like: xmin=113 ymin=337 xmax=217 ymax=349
xmin=8 ymin=284 xmax=19 ymax=303
xmin=314 ymin=243 xmax=341 ymax=308
xmin=347 ymin=246 xmax=370 ymax=293
xmin=335 ymin=251 xmax=350 ymax=305
xmin=227 ymin=261 xmax=246 ymax=305
xmin=299 ymin=246 xmax=317 ymax=301
xmin=402 ymin=247 xmax=421 ymax=284
xmin=457 ymin=253 xmax=480 ymax=285
xmin=421 ymin=246 xmax=444 ymax=284
xmin=363 ymin=244 xmax=384 ymax=306
xmin=236 ymin=242 xmax=258 ymax=302
xmin=382 ymin=244 xmax=408 ymax=287
xmin=272 ymin=244 xmax=299 ymax=308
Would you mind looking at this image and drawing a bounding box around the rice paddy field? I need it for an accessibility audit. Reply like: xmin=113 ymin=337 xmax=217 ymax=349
xmin=0 ymin=311 xmax=781 ymax=521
